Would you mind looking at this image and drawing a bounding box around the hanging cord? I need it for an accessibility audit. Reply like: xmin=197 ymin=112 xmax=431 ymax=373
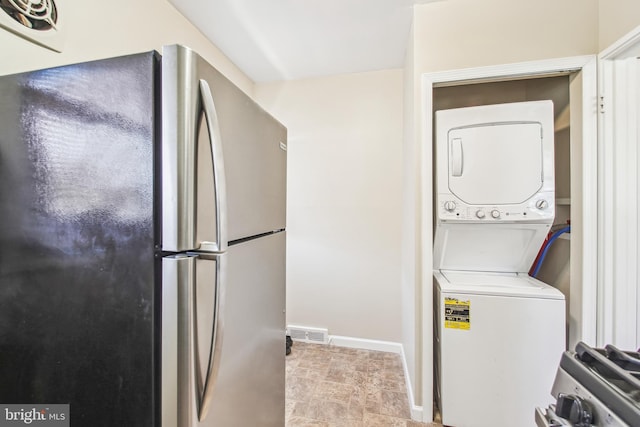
xmin=530 ymin=226 xmax=571 ymax=278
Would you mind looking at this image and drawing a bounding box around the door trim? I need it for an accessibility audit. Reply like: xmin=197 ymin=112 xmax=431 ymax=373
xmin=420 ymin=55 xmax=598 ymax=422
xmin=598 ymin=25 xmax=640 ymax=349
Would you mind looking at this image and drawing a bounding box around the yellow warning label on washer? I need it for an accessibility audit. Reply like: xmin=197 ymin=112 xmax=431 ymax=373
xmin=444 ymin=297 xmax=470 ymax=330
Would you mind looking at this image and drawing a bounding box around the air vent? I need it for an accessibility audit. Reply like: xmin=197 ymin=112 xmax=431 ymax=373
xmin=0 ymin=0 xmax=65 ymax=52
xmin=287 ymin=325 xmax=328 ymax=344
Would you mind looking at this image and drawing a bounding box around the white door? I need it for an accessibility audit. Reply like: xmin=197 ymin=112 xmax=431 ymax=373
xmin=598 ymin=31 xmax=640 ymax=350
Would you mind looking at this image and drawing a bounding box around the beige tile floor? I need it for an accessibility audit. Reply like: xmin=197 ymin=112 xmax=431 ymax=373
xmin=285 ymin=341 xmax=442 ymax=427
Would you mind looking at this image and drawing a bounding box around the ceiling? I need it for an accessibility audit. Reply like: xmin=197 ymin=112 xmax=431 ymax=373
xmin=169 ymin=0 xmax=440 ymax=83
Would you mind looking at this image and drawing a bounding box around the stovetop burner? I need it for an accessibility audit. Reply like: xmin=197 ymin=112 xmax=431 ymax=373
xmin=575 ymin=342 xmax=640 ymax=406
xmin=536 ymin=342 xmax=640 ymax=427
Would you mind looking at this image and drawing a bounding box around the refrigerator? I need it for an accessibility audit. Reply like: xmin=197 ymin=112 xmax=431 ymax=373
xmin=0 ymin=45 xmax=287 ymax=427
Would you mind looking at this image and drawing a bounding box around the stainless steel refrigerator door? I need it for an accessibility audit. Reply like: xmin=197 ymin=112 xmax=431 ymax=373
xmin=162 ymin=45 xmax=287 ymax=253
xmin=162 ymin=231 xmax=286 ymax=427
xmin=162 ymin=253 xmax=225 ymax=427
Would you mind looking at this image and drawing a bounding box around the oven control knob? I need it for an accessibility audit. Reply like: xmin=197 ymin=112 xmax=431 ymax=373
xmin=491 ymin=209 xmax=500 ymax=219
xmin=444 ymin=201 xmax=457 ymax=212
xmin=555 ymin=394 xmax=593 ymax=426
xmin=475 ymin=210 xmax=485 ymax=219
xmin=536 ymin=199 xmax=549 ymax=210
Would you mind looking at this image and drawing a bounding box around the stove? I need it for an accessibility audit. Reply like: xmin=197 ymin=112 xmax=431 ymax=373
xmin=536 ymin=342 xmax=640 ymax=426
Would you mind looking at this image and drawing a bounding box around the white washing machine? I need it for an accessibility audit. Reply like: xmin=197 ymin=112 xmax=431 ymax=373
xmin=433 ymin=101 xmax=566 ymax=427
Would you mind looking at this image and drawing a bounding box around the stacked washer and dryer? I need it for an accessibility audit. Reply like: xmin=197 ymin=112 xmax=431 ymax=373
xmin=433 ymin=101 xmax=566 ymax=427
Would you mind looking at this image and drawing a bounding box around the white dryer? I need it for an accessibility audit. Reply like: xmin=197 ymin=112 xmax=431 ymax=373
xmin=433 ymin=101 xmax=566 ymax=427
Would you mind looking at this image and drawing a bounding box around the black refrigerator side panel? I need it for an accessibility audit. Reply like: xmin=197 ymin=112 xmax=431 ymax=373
xmin=0 ymin=52 xmax=159 ymax=426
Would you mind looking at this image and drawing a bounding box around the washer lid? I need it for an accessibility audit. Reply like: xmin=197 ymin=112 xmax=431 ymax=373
xmin=433 ymin=222 xmax=551 ymax=273
xmin=437 ymin=270 xmax=565 ymax=300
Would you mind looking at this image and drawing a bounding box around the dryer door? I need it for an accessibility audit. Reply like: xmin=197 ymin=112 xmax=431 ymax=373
xmin=448 ymin=122 xmax=543 ymax=205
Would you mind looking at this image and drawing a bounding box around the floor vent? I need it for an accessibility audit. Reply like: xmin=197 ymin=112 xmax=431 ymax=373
xmin=287 ymin=325 xmax=328 ymax=344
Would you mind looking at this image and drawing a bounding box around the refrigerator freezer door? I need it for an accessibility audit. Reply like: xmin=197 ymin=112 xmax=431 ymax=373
xmin=162 ymin=232 xmax=286 ymax=427
xmin=162 ymin=45 xmax=287 ymax=252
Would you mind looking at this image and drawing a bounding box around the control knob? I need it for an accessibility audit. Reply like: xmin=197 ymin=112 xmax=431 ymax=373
xmin=444 ymin=201 xmax=457 ymax=212
xmin=536 ymin=199 xmax=549 ymax=210
xmin=491 ymin=209 xmax=500 ymax=219
xmin=475 ymin=210 xmax=486 ymax=219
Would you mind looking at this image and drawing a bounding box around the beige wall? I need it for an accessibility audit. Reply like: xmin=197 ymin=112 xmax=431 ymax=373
xmin=414 ymin=0 xmax=598 ymax=74
xmin=254 ymin=70 xmax=404 ymax=342
xmin=599 ymin=0 xmax=640 ymax=50
xmin=0 ymin=0 xmax=253 ymax=95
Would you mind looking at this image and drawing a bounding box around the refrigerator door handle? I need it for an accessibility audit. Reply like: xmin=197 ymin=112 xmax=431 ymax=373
xmin=162 ymin=255 xmax=195 ymax=427
xmin=197 ymin=252 xmax=226 ymax=421
xmin=198 ymin=79 xmax=228 ymax=253
xmin=162 ymin=253 xmax=227 ymax=425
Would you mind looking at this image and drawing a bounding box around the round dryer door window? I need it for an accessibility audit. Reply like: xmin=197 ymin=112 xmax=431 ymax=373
xmin=447 ymin=122 xmax=543 ymax=205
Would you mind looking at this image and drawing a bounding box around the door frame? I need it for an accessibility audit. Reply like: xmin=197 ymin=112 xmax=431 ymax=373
xmin=420 ymin=55 xmax=598 ymax=422
xmin=598 ymin=25 xmax=640 ymax=349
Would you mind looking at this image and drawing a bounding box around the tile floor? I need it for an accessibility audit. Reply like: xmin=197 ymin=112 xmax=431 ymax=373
xmin=285 ymin=341 xmax=442 ymax=427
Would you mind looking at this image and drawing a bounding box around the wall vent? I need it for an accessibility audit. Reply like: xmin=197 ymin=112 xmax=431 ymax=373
xmin=0 ymin=0 xmax=66 ymax=52
xmin=287 ymin=325 xmax=328 ymax=344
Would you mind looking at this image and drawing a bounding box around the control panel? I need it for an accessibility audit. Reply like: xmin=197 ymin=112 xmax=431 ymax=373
xmin=438 ymin=192 xmax=555 ymax=223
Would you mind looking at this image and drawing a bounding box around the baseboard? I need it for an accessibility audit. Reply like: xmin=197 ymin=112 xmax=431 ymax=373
xmin=327 ymin=335 xmax=425 ymax=422
xmin=399 ymin=345 xmax=425 ymax=421
xmin=327 ymin=335 xmax=402 ymax=353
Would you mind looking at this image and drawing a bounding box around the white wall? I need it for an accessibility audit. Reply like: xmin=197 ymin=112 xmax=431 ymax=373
xmin=254 ymin=70 xmax=404 ymax=343
xmin=0 ymin=0 xmax=253 ymax=95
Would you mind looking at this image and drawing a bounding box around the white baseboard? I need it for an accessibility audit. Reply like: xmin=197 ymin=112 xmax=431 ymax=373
xmin=326 ymin=335 xmax=425 ymax=422
xmin=327 ymin=335 xmax=402 ymax=353
xmin=399 ymin=345 xmax=425 ymax=421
